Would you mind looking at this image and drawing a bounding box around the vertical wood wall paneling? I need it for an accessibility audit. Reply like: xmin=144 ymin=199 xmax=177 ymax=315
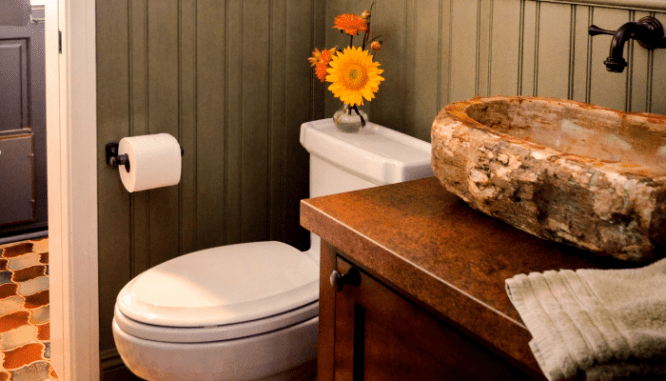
xmin=147 ymin=1 xmax=181 ymax=267
xmin=439 ymin=0 xmax=452 ymax=110
xmin=572 ymin=4 xmax=591 ymax=103
xmin=96 ymin=0 xmax=132 ymax=354
xmin=322 ymin=0 xmax=346 ymax=120
xmin=412 ymin=0 xmax=441 ymax=142
xmin=283 ymin=0 xmax=317 ymax=250
xmin=536 ymin=2 xmax=572 ymax=99
xmin=489 ymin=0 xmax=522 ymax=96
xmin=477 ymin=0 xmax=492 ymax=98
xmin=310 ymin=0 xmax=327 ymax=122
xmin=650 ymin=12 xmax=666 ymax=114
xmin=521 ymin=0 xmax=537 ymax=95
xmin=129 ymin=0 xmax=150 ymax=278
xmin=589 ymin=7 xmax=630 ymax=110
xmin=367 ymin=0 xmax=410 ymax=133
xmin=629 ymin=11 xmax=650 ymax=112
xmin=225 ymin=0 xmax=243 ymax=245
xmin=197 ymin=0 xmax=227 ymax=249
xmin=449 ymin=0 xmax=479 ymax=103
xmin=270 ymin=0 xmax=288 ymax=243
xmin=240 ymin=1 xmax=271 ymax=243
xmin=180 ymin=0 xmax=198 ymax=255
xmin=97 ymin=1 xmax=666 ymax=377
xmin=404 ymin=0 xmax=417 ymax=138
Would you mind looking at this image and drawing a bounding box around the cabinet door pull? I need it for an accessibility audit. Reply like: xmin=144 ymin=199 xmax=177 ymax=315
xmin=330 ymin=268 xmax=360 ymax=291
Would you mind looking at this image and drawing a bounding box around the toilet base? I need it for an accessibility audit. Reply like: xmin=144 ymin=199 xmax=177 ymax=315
xmin=254 ymin=359 xmax=316 ymax=381
xmin=113 ymin=316 xmax=318 ymax=381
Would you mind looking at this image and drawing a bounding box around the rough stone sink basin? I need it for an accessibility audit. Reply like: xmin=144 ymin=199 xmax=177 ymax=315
xmin=431 ymin=96 xmax=666 ymax=262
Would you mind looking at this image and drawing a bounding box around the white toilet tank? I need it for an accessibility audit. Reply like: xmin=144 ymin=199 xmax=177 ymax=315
xmin=300 ymin=119 xmax=434 ymax=198
xmin=300 ymin=119 xmax=434 ymax=259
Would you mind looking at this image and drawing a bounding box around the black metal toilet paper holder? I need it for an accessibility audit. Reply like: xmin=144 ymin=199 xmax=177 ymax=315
xmin=105 ymin=142 xmax=184 ymax=171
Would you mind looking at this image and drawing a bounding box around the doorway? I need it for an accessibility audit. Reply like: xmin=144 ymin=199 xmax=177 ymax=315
xmin=0 ymin=2 xmax=48 ymax=243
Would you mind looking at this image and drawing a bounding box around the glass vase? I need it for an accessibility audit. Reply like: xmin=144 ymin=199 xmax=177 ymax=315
xmin=333 ymin=104 xmax=368 ymax=133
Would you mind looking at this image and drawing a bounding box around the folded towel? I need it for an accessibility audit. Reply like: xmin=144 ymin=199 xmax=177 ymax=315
xmin=505 ymin=257 xmax=666 ymax=381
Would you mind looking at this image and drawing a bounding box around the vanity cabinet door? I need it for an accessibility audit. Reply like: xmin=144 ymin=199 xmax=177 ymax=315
xmin=323 ymin=251 xmax=539 ymax=381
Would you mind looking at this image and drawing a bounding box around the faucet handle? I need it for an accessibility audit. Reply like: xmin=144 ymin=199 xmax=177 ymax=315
xmin=588 ymin=25 xmax=615 ymax=36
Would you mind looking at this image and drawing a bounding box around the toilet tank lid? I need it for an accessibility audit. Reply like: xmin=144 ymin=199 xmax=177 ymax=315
xmin=116 ymin=241 xmax=319 ymax=328
xmin=300 ymin=119 xmax=433 ymax=186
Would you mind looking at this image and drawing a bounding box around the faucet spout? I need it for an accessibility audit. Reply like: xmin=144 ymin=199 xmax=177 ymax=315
xmin=604 ymin=22 xmax=638 ymax=72
xmin=589 ymin=16 xmax=666 ymax=73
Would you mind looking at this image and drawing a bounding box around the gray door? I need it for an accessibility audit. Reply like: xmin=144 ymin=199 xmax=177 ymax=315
xmin=0 ymin=15 xmax=46 ymax=236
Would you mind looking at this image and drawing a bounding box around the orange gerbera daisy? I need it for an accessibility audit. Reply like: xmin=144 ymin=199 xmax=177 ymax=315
xmin=310 ymin=48 xmax=336 ymax=82
xmin=333 ymin=13 xmax=368 ymax=36
xmin=308 ymin=48 xmax=323 ymax=67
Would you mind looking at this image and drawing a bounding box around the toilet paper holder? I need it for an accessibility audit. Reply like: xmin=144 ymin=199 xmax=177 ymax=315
xmin=105 ymin=141 xmax=184 ymax=171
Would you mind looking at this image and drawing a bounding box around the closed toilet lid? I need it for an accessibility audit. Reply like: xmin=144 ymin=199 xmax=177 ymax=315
xmin=116 ymin=241 xmax=319 ymax=328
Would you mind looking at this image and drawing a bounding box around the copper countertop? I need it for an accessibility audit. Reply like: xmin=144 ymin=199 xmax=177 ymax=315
xmin=300 ymin=177 xmax=631 ymax=376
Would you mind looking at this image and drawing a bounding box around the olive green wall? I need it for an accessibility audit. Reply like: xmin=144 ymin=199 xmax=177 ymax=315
xmin=96 ymin=1 xmax=325 ymax=378
xmin=324 ymin=0 xmax=666 ymax=142
xmin=96 ymin=0 xmax=666 ymax=379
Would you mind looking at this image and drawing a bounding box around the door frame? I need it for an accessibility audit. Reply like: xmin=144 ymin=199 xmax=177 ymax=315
xmin=45 ymin=0 xmax=99 ymax=379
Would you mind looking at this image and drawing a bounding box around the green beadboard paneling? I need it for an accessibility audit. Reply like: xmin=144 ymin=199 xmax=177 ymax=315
xmin=369 ymin=0 xmax=410 ymax=133
xmin=96 ymin=0 xmax=133 ymax=360
xmin=651 ymin=46 xmax=666 ymax=114
xmin=537 ymin=2 xmax=573 ymax=98
xmin=521 ymin=0 xmax=538 ymax=95
xmin=197 ymin=0 xmax=227 ymax=249
xmin=147 ymin=0 xmax=181 ymax=268
xmin=284 ymin=0 xmax=318 ymax=249
xmin=589 ymin=7 xmax=630 ymax=110
xmin=629 ymin=11 xmax=650 ymax=112
xmin=477 ymin=0 xmax=492 ymax=97
xmin=97 ymin=2 xmax=315 ymax=378
xmin=269 ymin=0 xmax=288 ymax=242
xmin=240 ymin=0 xmax=271 ymax=243
xmin=449 ymin=0 xmax=479 ymax=103
xmin=128 ymin=0 xmax=150 ymax=277
xmin=413 ymin=0 xmax=441 ymax=142
xmin=572 ymin=5 xmax=592 ymax=102
xmin=179 ymin=0 xmax=198 ymax=255
xmin=490 ymin=0 xmax=522 ymax=96
xmin=224 ymin=0 xmax=243 ymax=245
xmin=439 ymin=0 xmax=452 ymax=109
xmin=532 ymin=0 xmax=666 ymax=12
xmin=98 ymin=1 xmax=666 ymax=379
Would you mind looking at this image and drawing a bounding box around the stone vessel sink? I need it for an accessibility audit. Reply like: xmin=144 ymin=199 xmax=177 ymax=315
xmin=431 ymin=96 xmax=666 ymax=262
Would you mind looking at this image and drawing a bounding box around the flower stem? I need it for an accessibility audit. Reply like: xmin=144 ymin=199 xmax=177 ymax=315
xmin=352 ymin=105 xmax=366 ymax=127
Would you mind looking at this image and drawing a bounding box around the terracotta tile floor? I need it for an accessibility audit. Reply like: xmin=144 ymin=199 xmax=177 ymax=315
xmin=0 ymin=238 xmax=58 ymax=381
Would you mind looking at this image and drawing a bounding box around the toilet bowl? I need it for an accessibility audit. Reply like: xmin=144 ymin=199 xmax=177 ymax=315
xmin=112 ymin=119 xmax=434 ymax=381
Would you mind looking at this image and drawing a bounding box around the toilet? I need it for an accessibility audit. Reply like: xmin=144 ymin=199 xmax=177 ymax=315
xmin=112 ymin=119 xmax=434 ymax=381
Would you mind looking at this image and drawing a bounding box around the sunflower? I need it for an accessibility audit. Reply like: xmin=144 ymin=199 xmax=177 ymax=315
xmin=333 ymin=13 xmax=368 ymax=36
xmin=326 ymin=46 xmax=384 ymax=106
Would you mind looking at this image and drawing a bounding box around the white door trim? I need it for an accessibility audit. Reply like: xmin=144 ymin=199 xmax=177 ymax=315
xmin=45 ymin=0 xmax=99 ymax=379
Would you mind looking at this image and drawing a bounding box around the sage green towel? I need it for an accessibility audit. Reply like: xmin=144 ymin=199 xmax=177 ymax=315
xmin=505 ymin=257 xmax=666 ymax=381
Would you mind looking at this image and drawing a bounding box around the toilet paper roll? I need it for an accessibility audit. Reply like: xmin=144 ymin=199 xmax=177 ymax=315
xmin=118 ymin=133 xmax=182 ymax=193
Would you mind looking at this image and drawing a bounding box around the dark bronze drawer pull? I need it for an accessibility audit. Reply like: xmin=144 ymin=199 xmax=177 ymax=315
xmin=330 ymin=268 xmax=360 ymax=291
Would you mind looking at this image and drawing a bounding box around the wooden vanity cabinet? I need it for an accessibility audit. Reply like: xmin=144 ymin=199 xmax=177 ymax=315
xmin=318 ymin=242 xmax=539 ymax=381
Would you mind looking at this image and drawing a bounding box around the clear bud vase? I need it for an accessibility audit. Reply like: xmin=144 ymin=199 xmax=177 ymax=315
xmin=333 ymin=104 xmax=368 ymax=133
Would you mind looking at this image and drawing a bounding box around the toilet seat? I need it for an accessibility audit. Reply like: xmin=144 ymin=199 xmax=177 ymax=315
xmin=114 ymin=301 xmax=318 ymax=343
xmin=115 ymin=241 xmax=319 ymax=342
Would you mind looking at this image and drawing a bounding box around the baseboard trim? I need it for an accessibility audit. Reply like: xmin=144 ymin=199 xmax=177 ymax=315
xmin=100 ymin=348 xmax=141 ymax=381
xmin=530 ymin=0 xmax=666 ymax=11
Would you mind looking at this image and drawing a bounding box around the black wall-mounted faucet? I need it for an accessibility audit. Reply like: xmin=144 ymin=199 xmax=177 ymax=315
xmin=589 ymin=16 xmax=666 ymax=73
